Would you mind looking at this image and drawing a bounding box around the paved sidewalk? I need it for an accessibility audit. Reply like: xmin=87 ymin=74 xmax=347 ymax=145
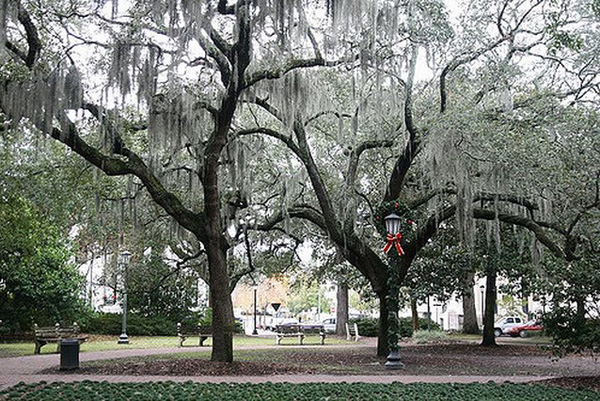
xmin=0 ymin=341 xmax=554 ymax=390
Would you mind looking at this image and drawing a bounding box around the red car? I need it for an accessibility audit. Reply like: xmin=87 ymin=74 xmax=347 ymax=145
xmin=505 ymin=320 xmax=543 ymax=338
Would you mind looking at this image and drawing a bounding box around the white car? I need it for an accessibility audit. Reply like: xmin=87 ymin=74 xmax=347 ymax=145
xmin=265 ymin=318 xmax=299 ymax=331
xmin=322 ymin=318 xmax=336 ymax=333
xmin=494 ymin=316 xmax=526 ymax=337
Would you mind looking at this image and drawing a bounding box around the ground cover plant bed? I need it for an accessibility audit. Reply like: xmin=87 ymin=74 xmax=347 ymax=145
xmin=50 ymin=343 xmax=599 ymax=380
xmin=0 ymin=381 xmax=597 ymax=400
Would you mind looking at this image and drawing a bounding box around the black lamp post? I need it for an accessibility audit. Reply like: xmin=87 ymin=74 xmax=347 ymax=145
xmin=480 ymin=285 xmax=485 ymax=328
xmin=383 ymin=212 xmax=403 ymax=369
xmin=252 ymin=284 xmax=258 ymax=335
xmin=117 ymin=250 xmax=131 ymax=345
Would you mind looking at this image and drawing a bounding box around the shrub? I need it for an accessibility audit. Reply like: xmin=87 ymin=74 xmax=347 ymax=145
xmin=542 ymin=308 xmax=600 ymax=356
xmin=399 ymin=317 xmax=441 ymax=337
xmin=349 ymin=317 xmax=379 ymax=337
xmin=349 ymin=317 xmax=440 ymax=338
xmin=83 ymin=310 xmax=243 ymax=336
xmin=82 ymin=313 xmax=179 ymax=336
xmin=412 ymin=329 xmax=448 ymax=344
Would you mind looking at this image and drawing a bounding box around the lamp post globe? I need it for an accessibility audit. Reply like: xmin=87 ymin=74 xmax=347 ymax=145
xmin=384 ymin=212 xmax=401 ymax=235
xmin=383 ymin=211 xmax=403 ymax=370
xmin=118 ymin=250 xmax=131 ymax=345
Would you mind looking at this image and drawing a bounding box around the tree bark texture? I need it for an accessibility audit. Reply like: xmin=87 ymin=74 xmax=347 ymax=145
xmin=462 ymin=271 xmax=480 ymax=334
xmin=411 ymin=298 xmax=419 ymax=331
xmin=335 ymin=279 xmax=349 ymax=335
xmin=481 ymin=269 xmax=497 ymax=346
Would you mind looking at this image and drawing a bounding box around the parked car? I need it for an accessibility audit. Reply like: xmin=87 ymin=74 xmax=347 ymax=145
xmin=494 ymin=316 xmax=526 ymax=337
xmin=504 ymin=320 xmax=543 ymax=338
xmin=265 ymin=318 xmax=299 ymax=331
xmin=300 ymin=322 xmax=325 ymax=331
xmin=322 ymin=318 xmax=336 ymax=333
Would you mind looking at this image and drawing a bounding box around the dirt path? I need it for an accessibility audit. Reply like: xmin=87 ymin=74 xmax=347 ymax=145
xmin=1 ymin=338 xmax=597 ymax=391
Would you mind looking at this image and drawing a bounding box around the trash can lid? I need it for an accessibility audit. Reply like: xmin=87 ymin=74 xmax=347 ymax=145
xmin=60 ymin=339 xmax=79 ymax=344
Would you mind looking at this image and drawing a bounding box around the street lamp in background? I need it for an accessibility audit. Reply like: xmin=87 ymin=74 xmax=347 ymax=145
xmin=383 ymin=212 xmax=403 ymax=369
xmin=252 ymin=284 xmax=258 ymax=335
xmin=117 ymin=250 xmax=131 ymax=345
xmin=317 ymin=286 xmax=321 ymax=322
xmin=480 ymin=285 xmax=485 ymax=328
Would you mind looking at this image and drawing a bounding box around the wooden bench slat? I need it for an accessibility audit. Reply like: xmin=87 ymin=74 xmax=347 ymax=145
xmin=345 ymin=322 xmax=361 ymax=341
xmin=33 ymin=323 xmax=87 ymax=354
xmin=274 ymin=324 xmax=326 ymax=345
xmin=177 ymin=323 xmax=213 ymax=347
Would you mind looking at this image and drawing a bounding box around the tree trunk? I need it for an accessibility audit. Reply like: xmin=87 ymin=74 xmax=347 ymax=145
xmin=204 ymin=114 xmax=235 ymax=362
xmin=335 ymin=279 xmax=349 ymax=335
xmin=411 ymin=298 xmax=419 ymax=331
xmin=462 ymin=271 xmax=480 ymax=334
xmin=462 ymin=291 xmax=480 ymax=334
xmin=206 ymin=243 xmax=234 ymax=362
xmin=481 ymin=269 xmax=497 ymax=346
xmin=376 ymin=290 xmax=389 ymax=357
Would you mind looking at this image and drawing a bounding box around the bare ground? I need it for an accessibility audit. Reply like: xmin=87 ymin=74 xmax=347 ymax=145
xmin=42 ymin=341 xmax=599 ymax=391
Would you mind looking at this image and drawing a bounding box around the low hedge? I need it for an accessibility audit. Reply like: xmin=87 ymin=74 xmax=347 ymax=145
xmin=82 ymin=312 xmax=243 ymax=336
xmin=350 ymin=317 xmax=440 ymax=338
xmin=82 ymin=313 xmax=180 ymax=336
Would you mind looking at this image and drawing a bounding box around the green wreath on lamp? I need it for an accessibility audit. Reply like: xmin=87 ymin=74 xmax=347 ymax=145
xmin=374 ymin=200 xmax=417 ymax=257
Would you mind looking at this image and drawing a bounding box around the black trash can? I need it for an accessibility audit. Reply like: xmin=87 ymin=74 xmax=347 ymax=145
xmin=59 ymin=339 xmax=80 ymax=370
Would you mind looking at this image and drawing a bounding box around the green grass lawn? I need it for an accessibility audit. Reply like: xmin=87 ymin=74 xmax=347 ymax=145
xmin=0 ymin=381 xmax=596 ymax=400
xmin=0 ymin=334 xmax=353 ymax=358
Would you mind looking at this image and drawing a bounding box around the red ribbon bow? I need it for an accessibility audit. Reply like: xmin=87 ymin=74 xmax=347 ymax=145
xmin=383 ymin=232 xmax=404 ymax=255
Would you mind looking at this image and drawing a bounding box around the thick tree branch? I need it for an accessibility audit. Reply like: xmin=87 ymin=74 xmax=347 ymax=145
xmin=145 ymin=248 xmax=207 ymax=294
xmin=473 ymin=192 xmax=540 ymax=213
xmin=473 ymin=208 xmax=567 ymax=260
xmin=16 ymin=2 xmax=42 ymax=68
xmin=244 ymin=57 xmax=347 ymax=88
xmin=61 ymin=105 xmax=206 ymax=241
xmin=236 ymin=127 xmax=300 ymax=155
xmin=5 ymin=41 xmax=27 ymax=63
xmin=407 ymin=200 xmax=576 ymax=266
xmin=50 ymin=121 xmax=132 ymax=176
xmin=305 ymin=110 xmax=352 ymax=126
xmin=229 ymin=230 xmax=257 ymax=291
xmin=207 ymin=25 xmax=232 ymax=60
xmin=384 ymin=45 xmax=420 ymax=202
xmin=196 ymin=32 xmax=232 ymax=88
xmin=256 ymin=206 xmax=327 ymax=233
xmin=440 ymin=36 xmax=510 ymax=113
xmin=347 ymin=140 xmax=394 ymax=188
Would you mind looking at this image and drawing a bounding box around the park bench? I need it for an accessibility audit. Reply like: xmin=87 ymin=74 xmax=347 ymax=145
xmin=345 ymin=322 xmax=361 ymax=341
xmin=177 ymin=322 xmax=212 ymax=347
xmin=33 ymin=322 xmax=87 ymax=354
xmin=274 ymin=324 xmax=326 ymax=345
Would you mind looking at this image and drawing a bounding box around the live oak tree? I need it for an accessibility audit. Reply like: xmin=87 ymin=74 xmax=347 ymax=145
xmin=0 ymin=0 xmax=367 ymax=362
xmin=240 ymin=0 xmax=600 ymax=356
xmin=2 ymin=0 xmax=599 ymax=361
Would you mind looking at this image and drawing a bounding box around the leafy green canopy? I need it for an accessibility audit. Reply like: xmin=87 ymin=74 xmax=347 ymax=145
xmin=0 ymin=195 xmax=84 ymax=332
